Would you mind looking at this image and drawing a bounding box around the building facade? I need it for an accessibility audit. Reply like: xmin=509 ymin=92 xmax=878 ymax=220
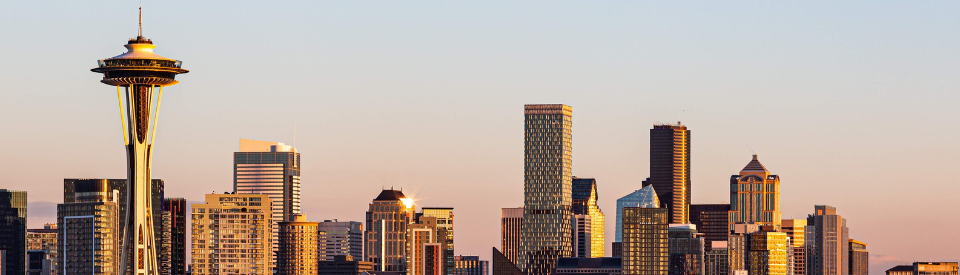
xmin=689 ymin=204 xmax=730 ymax=252
xmin=616 ymin=185 xmax=661 ymax=243
xmin=554 ymin=257 xmax=622 ymax=275
xmin=318 ymin=255 xmax=374 ymax=275
xmin=914 ymin=262 xmax=958 ymax=275
xmin=161 ymin=198 xmax=186 ymax=275
xmin=500 ymin=207 xmax=523 ymax=266
xmin=572 ymin=177 xmax=605 ymax=258
xmin=729 ymin=155 xmax=781 ymax=231
xmin=407 ymin=217 xmax=439 ymax=275
xmin=847 ymin=240 xmax=867 ymax=275
xmin=27 ymin=225 xmax=58 ymax=275
xmin=190 ymin=193 xmax=273 ymax=275
xmin=278 ymin=214 xmax=319 ymax=275
xmin=621 ymin=189 xmax=668 ymax=275
xmin=421 ymin=208 xmax=455 ymax=275
xmin=233 ymin=139 xmax=301 ymax=262
xmin=520 ymin=104 xmax=574 ymax=275
xmin=56 ymin=180 xmax=119 ymax=275
xmin=318 ymin=220 xmax=364 ymax=261
xmin=747 ymin=232 xmax=788 ymax=275
xmin=805 ymin=206 xmax=849 ymax=275
xmin=454 ymin=255 xmax=488 ymax=275
xmin=668 ymin=225 xmax=705 ymax=275
xmin=782 ymin=219 xmax=807 ymax=275
xmin=643 ymin=123 xmax=691 ymax=224
xmin=704 ymin=241 xmax=729 ymax=275
xmin=0 ymin=189 xmax=27 ymax=275
xmin=365 ymin=189 xmax=415 ymax=272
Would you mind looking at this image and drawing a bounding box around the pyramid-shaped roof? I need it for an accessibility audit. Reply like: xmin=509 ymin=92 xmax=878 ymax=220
xmin=740 ymin=154 xmax=768 ymax=173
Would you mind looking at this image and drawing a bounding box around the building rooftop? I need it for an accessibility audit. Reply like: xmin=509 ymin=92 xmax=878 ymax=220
xmin=886 ymin=265 xmax=913 ymax=272
xmin=374 ymin=189 xmax=407 ymax=201
xmin=740 ymin=154 xmax=768 ymax=173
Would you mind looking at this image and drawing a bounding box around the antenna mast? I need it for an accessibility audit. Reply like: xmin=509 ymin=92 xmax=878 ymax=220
xmin=138 ymin=5 xmax=142 ymax=37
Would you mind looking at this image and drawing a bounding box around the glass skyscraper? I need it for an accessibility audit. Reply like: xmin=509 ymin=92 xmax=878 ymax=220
xmin=622 ymin=204 xmax=668 ymax=275
xmin=616 ymin=185 xmax=660 ymax=242
xmin=318 ymin=220 xmax=364 ymax=261
xmin=805 ymin=206 xmax=849 ymax=275
xmin=572 ymin=177 xmax=605 ymax=258
xmin=500 ymin=207 xmax=523 ymax=266
xmin=643 ymin=123 xmax=691 ymax=224
xmin=729 ymin=155 xmax=781 ymax=230
xmin=233 ymin=138 xmax=301 ymax=262
xmin=421 ymin=207 xmax=455 ymax=275
xmin=0 ymin=189 xmax=27 ymax=275
xmin=365 ymin=189 xmax=415 ymax=272
xmin=520 ymin=104 xmax=574 ymax=275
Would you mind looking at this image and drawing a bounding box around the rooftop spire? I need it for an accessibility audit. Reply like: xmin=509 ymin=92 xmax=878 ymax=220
xmin=138 ymin=5 xmax=142 ymax=37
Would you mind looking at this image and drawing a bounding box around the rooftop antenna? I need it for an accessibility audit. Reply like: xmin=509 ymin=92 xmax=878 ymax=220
xmin=138 ymin=5 xmax=142 ymax=37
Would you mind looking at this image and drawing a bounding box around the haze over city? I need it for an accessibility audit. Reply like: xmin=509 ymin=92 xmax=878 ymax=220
xmin=0 ymin=1 xmax=958 ymax=275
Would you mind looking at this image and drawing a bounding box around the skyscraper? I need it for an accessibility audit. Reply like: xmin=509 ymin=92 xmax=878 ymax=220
xmin=782 ymin=219 xmax=807 ymax=275
xmin=643 ymin=123 xmax=691 ymax=224
xmin=572 ymin=177 xmax=605 ymax=258
xmin=91 ymin=15 xmax=188 ymax=274
xmin=500 ymin=207 xmax=523 ymax=266
xmin=421 ymin=207 xmax=455 ymax=275
xmin=520 ymin=104 xmax=574 ymax=275
xmin=805 ymin=205 xmax=849 ymax=275
xmin=365 ymin=189 xmax=415 ymax=272
xmin=689 ymin=204 xmax=730 ymax=252
xmin=233 ymin=138 xmax=301 ymax=261
xmin=668 ymin=225 xmax=705 ymax=275
xmin=748 ymin=232 xmax=789 ymax=275
xmin=278 ymin=214 xmax=319 ymax=275
xmin=190 ymin=193 xmax=273 ymax=275
xmin=0 ymin=189 xmax=27 ymax=275
xmin=621 ymin=186 xmax=668 ymax=275
xmin=317 ymin=220 xmax=364 ymax=261
xmin=847 ymin=240 xmax=867 ymax=275
xmin=408 ymin=216 xmax=439 ymax=275
xmin=161 ymin=198 xmax=186 ymax=275
xmin=729 ymin=155 xmax=781 ymax=230
xmin=616 ymin=185 xmax=661 ymax=243
xmin=56 ymin=180 xmax=119 ymax=275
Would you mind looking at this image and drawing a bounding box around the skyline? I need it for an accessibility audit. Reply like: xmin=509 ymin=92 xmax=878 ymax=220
xmin=1 ymin=1 xmax=959 ymax=275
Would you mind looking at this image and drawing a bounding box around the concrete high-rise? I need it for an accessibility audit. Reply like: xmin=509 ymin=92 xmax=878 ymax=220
xmin=668 ymin=224 xmax=705 ymax=275
xmin=621 ymin=187 xmax=668 ymax=275
xmin=422 ymin=208 xmax=455 ymax=275
xmin=847 ymin=240 xmax=867 ymax=275
xmin=233 ymin=138 xmax=301 ymax=260
xmin=729 ymin=155 xmax=781 ymax=230
xmin=782 ymin=219 xmax=807 ymax=275
xmin=500 ymin=207 xmax=523 ymax=266
xmin=520 ymin=104 xmax=574 ymax=275
xmin=805 ymin=206 xmax=849 ymax=275
xmin=689 ymin=204 xmax=730 ymax=252
xmin=408 ymin=216 xmax=439 ymax=275
xmin=91 ymin=15 xmax=188 ymax=274
xmin=572 ymin=177 xmax=605 ymax=258
xmin=0 ymin=190 xmax=27 ymax=275
xmin=161 ymin=198 xmax=186 ymax=275
xmin=190 ymin=193 xmax=273 ymax=275
xmin=278 ymin=214 xmax=319 ymax=275
xmin=56 ymin=180 xmax=119 ymax=275
xmin=317 ymin=220 xmax=364 ymax=261
xmin=643 ymin=123 xmax=691 ymax=224
xmin=365 ymin=189 xmax=415 ymax=272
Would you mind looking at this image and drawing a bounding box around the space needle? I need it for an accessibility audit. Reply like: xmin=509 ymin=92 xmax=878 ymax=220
xmin=90 ymin=7 xmax=188 ymax=275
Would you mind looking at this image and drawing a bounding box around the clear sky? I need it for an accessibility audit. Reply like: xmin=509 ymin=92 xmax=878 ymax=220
xmin=1 ymin=1 xmax=958 ymax=273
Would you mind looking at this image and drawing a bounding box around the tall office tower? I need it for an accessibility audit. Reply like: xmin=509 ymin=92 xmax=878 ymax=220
xmin=572 ymin=177 xmax=606 ymax=258
xmin=782 ymin=220 xmax=807 ymax=275
xmin=616 ymin=185 xmax=661 ymax=243
xmin=705 ymin=241 xmax=729 ymax=275
xmin=318 ymin=255 xmax=375 ymax=275
xmin=56 ymin=180 xmax=119 ymax=275
xmin=500 ymin=207 xmax=523 ymax=265
xmin=27 ymin=224 xmax=58 ymax=275
xmin=27 ymin=250 xmax=52 ymax=275
xmin=278 ymin=214 xmax=319 ymax=275
xmin=64 ymin=178 xmax=165 ymax=264
xmin=159 ymin=211 xmax=171 ymax=275
xmin=847 ymin=240 xmax=867 ymax=275
xmin=493 ymin=248 xmax=523 ymax=275
xmin=408 ymin=216 xmax=439 ymax=275
xmin=729 ymin=155 xmax=781 ymax=230
xmin=747 ymin=232 xmax=788 ymax=275
xmin=365 ymin=189 xmax=415 ymax=272
xmin=521 ymin=104 xmax=574 ymax=275
xmin=423 ymin=244 xmax=444 ymax=275
xmin=913 ymin=262 xmax=958 ymax=275
xmin=422 ymin=208 xmax=455 ymax=275
xmin=668 ymin=224 xmax=705 ymax=275
xmin=621 ymin=187 xmax=668 ymax=275
xmin=233 ymin=138 xmax=301 ymax=261
xmin=161 ymin=198 xmax=186 ymax=275
xmin=191 ymin=193 xmax=273 ymax=275
xmin=317 ymin=220 xmax=364 ymax=261
xmin=572 ymin=214 xmax=593 ymax=258
xmin=90 ymin=13 xmax=188 ymax=273
xmin=805 ymin=206 xmax=849 ymax=275
xmin=643 ymin=123 xmax=691 ymax=224
xmin=0 ymin=190 xmax=27 ymax=275
xmin=689 ymin=204 xmax=730 ymax=252
xmin=553 ymin=257 xmax=622 ymax=275
xmin=454 ymin=256 xmax=489 ymax=275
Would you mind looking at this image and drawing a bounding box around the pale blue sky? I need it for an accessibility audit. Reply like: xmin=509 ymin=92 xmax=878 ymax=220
xmin=1 ymin=1 xmax=958 ymax=273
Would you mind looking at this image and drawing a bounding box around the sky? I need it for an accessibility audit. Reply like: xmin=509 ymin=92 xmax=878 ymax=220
xmin=1 ymin=1 xmax=959 ymax=273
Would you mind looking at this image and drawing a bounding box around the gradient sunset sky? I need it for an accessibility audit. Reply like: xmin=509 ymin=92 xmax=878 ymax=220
xmin=1 ymin=1 xmax=958 ymax=273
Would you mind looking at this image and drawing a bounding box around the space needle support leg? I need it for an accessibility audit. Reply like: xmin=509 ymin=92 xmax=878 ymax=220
xmin=117 ymin=85 xmax=129 ymax=145
xmin=148 ymin=85 xmax=162 ymax=165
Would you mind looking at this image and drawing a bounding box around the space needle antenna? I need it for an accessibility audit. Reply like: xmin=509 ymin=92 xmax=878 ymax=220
xmin=138 ymin=5 xmax=142 ymax=37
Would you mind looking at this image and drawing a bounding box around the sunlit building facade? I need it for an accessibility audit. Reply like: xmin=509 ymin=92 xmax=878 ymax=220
xmin=520 ymin=104 xmax=574 ymax=275
xmin=365 ymin=189 xmax=415 ymax=272
xmin=617 ymin=185 xmax=661 ymax=242
xmin=27 ymin=224 xmax=58 ymax=275
xmin=782 ymin=219 xmax=807 ymax=275
xmin=848 ymin=240 xmax=867 ymax=275
xmin=56 ymin=180 xmax=118 ymax=275
xmin=190 ymin=193 xmax=273 ymax=275
xmin=233 ymin=139 xmax=301 ymax=263
xmin=729 ymin=155 xmax=781 ymax=230
xmin=572 ymin=177 xmax=605 ymax=258
xmin=621 ymin=187 xmax=668 ymax=275
xmin=454 ymin=255 xmax=488 ymax=275
xmin=805 ymin=205 xmax=848 ymax=275
xmin=914 ymin=262 xmax=958 ymax=275
xmin=408 ymin=216 xmax=439 ymax=275
xmin=501 ymin=207 xmax=523 ymax=266
xmin=643 ymin=123 xmax=691 ymax=224
xmin=748 ymin=232 xmax=789 ymax=275
xmin=278 ymin=214 xmax=319 ymax=275
xmin=421 ymin=207 xmax=455 ymax=275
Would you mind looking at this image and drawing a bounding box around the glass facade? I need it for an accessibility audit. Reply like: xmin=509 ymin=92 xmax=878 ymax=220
xmin=622 ymin=207 xmax=668 ymax=275
xmin=616 ymin=185 xmax=660 ymax=242
xmin=748 ymin=232 xmax=789 ymax=275
xmin=847 ymin=240 xmax=868 ymax=275
xmin=318 ymin=220 xmax=364 ymax=261
xmin=520 ymin=104 xmax=574 ymax=275
xmin=500 ymin=207 xmax=523 ymax=266
xmin=782 ymin=219 xmax=807 ymax=275
xmin=421 ymin=208 xmax=455 ymax=275
xmin=0 ymin=189 xmax=27 ymax=275
xmin=644 ymin=124 xmax=691 ymax=224
xmin=669 ymin=225 xmax=705 ymax=275
xmin=572 ymin=177 xmax=606 ymax=258
xmin=689 ymin=204 xmax=730 ymax=252
xmin=729 ymin=155 xmax=781 ymax=230
xmin=57 ymin=201 xmax=119 ymax=275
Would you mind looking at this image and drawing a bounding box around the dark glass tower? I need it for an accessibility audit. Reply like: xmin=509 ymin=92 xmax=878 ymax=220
xmin=644 ymin=123 xmax=691 ymax=224
xmin=689 ymin=204 xmax=730 ymax=252
xmin=162 ymin=198 xmax=186 ymax=275
xmin=0 ymin=189 xmax=27 ymax=275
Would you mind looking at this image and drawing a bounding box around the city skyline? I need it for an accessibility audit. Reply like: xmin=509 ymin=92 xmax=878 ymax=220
xmin=2 ymin=2 xmax=959 ymax=275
